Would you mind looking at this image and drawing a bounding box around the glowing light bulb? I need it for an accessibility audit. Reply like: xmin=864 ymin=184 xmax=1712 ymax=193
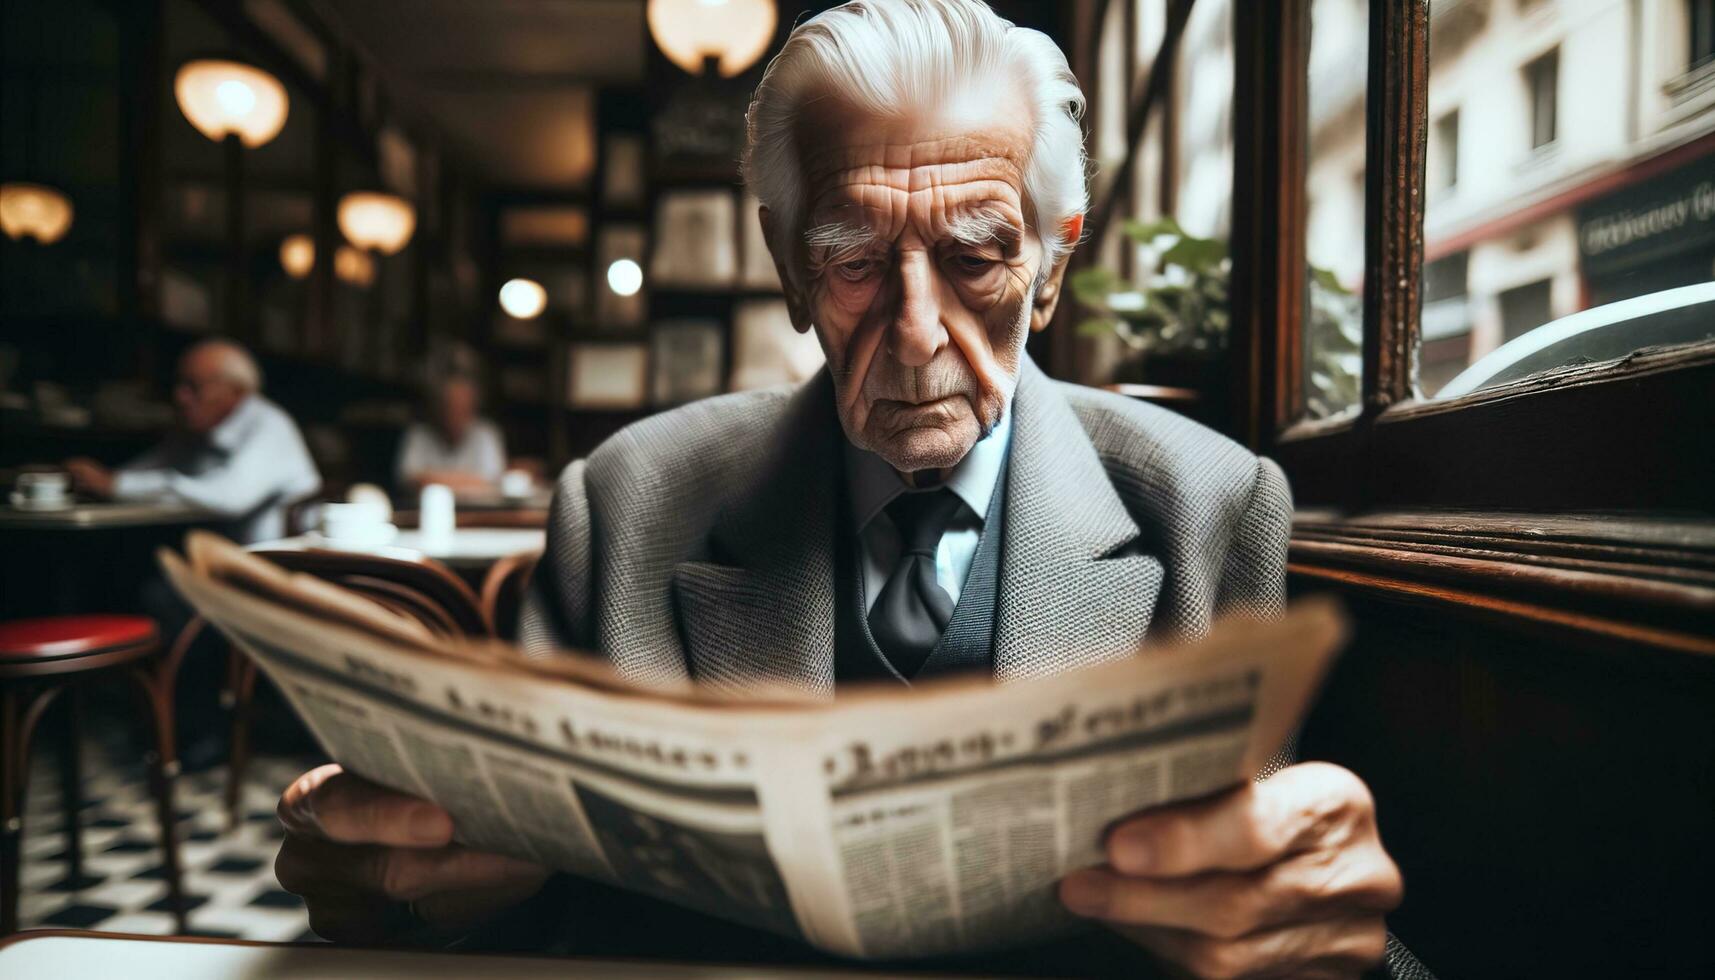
xmin=607 ymin=258 xmax=643 ymax=297
xmin=498 ymin=278 xmax=548 ymax=319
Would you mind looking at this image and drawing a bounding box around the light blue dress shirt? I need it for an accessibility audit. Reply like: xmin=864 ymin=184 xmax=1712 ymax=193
xmin=845 ymin=409 xmax=1013 ymax=614
xmin=394 ymin=418 xmax=507 ymax=490
xmin=112 ymin=395 xmax=322 ymax=544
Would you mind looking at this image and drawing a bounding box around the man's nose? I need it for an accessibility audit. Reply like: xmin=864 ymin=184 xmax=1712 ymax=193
xmin=887 ymin=252 xmax=946 ymax=368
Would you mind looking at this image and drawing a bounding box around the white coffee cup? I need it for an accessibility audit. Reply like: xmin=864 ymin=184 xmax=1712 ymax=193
xmin=500 ymin=469 xmax=533 ymax=501
xmin=17 ymin=471 xmax=69 ymax=504
xmin=319 ymin=500 xmax=395 ymax=547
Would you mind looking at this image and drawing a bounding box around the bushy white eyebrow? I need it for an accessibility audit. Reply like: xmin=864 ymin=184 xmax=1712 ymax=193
xmin=803 ymin=220 xmax=880 ymax=261
xmin=944 ymin=206 xmax=1022 ymax=249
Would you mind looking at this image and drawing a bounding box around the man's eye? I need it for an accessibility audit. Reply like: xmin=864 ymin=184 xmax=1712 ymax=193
xmin=953 ymin=254 xmax=997 ymax=274
xmin=836 ymin=259 xmax=878 ymax=281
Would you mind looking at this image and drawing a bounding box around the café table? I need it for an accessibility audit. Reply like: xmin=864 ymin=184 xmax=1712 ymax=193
xmin=0 ymin=500 xmax=214 ymax=617
xmin=0 ymin=932 xmax=966 ymax=978
xmin=0 ymin=499 xmax=210 ymax=531
xmin=252 ymin=527 xmax=546 ymax=572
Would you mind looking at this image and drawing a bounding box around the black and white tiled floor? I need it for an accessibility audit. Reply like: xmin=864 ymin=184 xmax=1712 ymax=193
xmin=17 ymin=739 xmax=322 ymax=941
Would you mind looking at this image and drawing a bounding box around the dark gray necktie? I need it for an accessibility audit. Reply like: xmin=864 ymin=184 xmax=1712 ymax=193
xmin=868 ymin=488 xmax=963 ymax=678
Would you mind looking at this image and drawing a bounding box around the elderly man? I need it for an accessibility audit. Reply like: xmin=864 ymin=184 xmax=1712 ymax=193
xmin=273 ymin=2 xmax=1410 ymax=976
xmin=394 ymin=372 xmax=507 ymax=495
xmin=66 ymin=339 xmax=320 ymax=544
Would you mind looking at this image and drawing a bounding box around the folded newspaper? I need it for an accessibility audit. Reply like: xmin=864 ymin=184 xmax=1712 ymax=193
xmin=161 ymin=532 xmax=1346 ymax=960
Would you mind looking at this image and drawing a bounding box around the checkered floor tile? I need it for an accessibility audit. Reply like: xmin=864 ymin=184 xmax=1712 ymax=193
xmin=16 ymin=738 xmax=324 ymax=942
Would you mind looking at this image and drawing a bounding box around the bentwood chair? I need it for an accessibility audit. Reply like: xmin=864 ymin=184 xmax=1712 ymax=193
xmin=0 ymin=615 xmax=188 ymax=934
xmin=213 ymin=549 xmax=490 ymax=829
xmin=479 ymin=551 xmax=539 ymax=642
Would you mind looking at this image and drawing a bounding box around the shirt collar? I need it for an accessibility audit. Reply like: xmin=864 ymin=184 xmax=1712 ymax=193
xmin=207 ymin=394 xmax=262 ymax=453
xmin=846 ymin=408 xmax=1013 ymax=530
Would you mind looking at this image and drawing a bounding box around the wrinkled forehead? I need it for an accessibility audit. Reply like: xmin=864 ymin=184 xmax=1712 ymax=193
xmin=794 ymin=99 xmax=1034 ymax=239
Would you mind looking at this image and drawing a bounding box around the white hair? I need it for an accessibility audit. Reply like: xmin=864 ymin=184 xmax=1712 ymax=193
xmin=743 ymin=0 xmax=1087 ymax=280
xmin=188 ymin=339 xmax=262 ymax=393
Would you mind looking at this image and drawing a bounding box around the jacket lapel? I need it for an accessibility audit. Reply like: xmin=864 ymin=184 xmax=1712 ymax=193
xmin=672 ymin=373 xmax=840 ymax=698
xmin=994 ymin=359 xmax=1163 ymax=681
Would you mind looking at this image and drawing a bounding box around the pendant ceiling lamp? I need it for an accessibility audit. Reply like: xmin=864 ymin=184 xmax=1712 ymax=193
xmin=174 ymin=59 xmax=289 ymax=148
xmin=647 ymin=0 xmax=777 ymax=77
xmin=337 ymin=192 xmax=416 ymax=255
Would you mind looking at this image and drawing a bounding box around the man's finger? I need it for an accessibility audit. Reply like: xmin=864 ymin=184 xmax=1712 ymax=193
xmin=277 ymin=835 xmax=543 ymax=902
xmin=278 ymin=764 xmax=453 ymax=847
xmin=1060 ymin=843 xmax=1402 ymax=938
xmin=1104 ymin=762 xmax=1374 ymax=876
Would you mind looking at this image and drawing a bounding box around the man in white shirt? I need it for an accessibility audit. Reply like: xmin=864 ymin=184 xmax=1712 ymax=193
xmin=65 ymin=339 xmax=321 ymax=545
xmin=394 ymin=374 xmax=507 ymax=495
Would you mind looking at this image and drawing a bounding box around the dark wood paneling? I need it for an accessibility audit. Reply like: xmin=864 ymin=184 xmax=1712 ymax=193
xmin=1297 ymin=584 xmax=1715 ymax=978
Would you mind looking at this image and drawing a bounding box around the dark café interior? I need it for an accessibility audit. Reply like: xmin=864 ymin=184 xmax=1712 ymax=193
xmin=1 ymin=0 xmax=1712 ymax=977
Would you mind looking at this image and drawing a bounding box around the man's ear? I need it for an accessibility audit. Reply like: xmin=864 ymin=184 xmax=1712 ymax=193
xmin=759 ymin=205 xmax=814 ymax=334
xmin=1030 ymin=213 xmax=1084 ymax=333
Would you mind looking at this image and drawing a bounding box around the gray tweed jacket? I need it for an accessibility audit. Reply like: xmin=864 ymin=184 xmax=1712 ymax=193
xmin=519 ymin=356 xmax=1291 ymax=694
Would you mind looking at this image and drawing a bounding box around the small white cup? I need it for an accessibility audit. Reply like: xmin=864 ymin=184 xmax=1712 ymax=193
xmin=17 ymin=471 xmax=69 ymax=504
xmin=500 ymin=469 xmax=533 ymax=500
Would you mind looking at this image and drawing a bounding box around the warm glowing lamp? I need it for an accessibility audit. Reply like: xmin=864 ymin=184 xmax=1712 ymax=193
xmin=334 ymin=245 xmax=375 ymax=287
xmin=279 ymin=234 xmax=314 ymax=279
xmin=174 ymin=60 xmax=289 ymax=148
xmin=337 ymin=192 xmax=416 ymax=255
xmin=647 ymin=0 xmax=777 ymax=77
xmin=0 ymin=182 xmax=74 ymax=244
xmin=499 ymin=278 xmax=548 ymax=319
xmin=607 ymin=258 xmax=643 ymax=297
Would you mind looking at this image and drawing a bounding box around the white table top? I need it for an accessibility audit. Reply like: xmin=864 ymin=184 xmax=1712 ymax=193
xmin=0 ymin=933 xmax=931 ymax=979
xmin=253 ymin=528 xmax=546 ymax=569
xmin=0 ymin=500 xmax=211 ymax=530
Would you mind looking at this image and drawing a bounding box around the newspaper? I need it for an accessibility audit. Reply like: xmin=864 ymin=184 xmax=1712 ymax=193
xmin=160 ymin=531 xmax=1345 ymax=960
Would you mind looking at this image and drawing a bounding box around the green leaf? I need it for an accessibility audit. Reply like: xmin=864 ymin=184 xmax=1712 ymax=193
xmin=1121 ymin=215 xmax=1184 ymax=244
xmin=1075 ymin=317 xmax=1118 ymax=337
xmin=1160 ymin=235 xmax=1227 ymax=271
xmin=1069 ymin=266 xmax=1122 ymax=302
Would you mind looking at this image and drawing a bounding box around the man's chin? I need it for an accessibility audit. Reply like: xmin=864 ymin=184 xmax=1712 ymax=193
xmin=867 ymin=425 xmax=978 ymax=474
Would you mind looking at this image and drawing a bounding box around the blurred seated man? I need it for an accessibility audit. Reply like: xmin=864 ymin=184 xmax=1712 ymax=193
xmin=272 ymin=2 xmax=1414 ymax=976
xmin=65 ymin=339 xmax=320 ymax=544
xmin=394 ymin=373 xmax=506 ymax=495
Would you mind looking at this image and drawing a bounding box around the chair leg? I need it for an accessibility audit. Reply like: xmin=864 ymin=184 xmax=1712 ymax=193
xmin=128 ymin=667 xmax=187 ymax=933
xmin=2 ymin=684 xmax=64 ymax=935
xmin=224 ymin=657 xmax=257 ymax=833
xmin=1 ymin=687 xmax=23 ymax=936
xmin=58 ymin=689 xmax=87 ymax=887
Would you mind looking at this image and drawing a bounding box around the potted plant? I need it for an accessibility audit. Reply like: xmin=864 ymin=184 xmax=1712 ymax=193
xmin=1071 ymin=217 xmax=1362 ymax=419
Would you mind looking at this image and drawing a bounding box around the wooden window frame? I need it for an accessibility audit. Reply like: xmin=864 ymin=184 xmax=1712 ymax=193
xmin=1080 ymin=0 xmax=1715 ymax=653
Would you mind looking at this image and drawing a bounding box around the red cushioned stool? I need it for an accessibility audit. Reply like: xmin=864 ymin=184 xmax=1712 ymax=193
xmin=0 ymin=615 xmax=186 ymax=935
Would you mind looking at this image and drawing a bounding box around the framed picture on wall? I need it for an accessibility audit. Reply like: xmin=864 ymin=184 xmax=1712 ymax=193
xmin=650 ymin=319 xmax=725 ymax=406
xmin=731 ymin=299 xmax=825 ymax=391
xmin=567 ymin=342 xmax=649 ymax=409
xmin=737 ymin=189 xmax=781 ymax=290
xmin=651 ymin=189 xmax=736 ymax=288
xmin=603 ymin=134 xmax=647 ymax=206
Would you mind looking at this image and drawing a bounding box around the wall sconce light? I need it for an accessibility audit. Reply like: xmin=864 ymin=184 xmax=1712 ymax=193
xmin=647 ymin=0 xmax=777 ymax=77
xmin=337 ymin=192 xmax=416 ymax=255
xmin=279 ymin=233 xmax=314 ymax=279
xmin=607 ymin=258 xmax=643 ymax=297
xmin=0 ymin=182 xmax=74 ymax=244
xmin=498 ymin=278 xmax=548 ymax=319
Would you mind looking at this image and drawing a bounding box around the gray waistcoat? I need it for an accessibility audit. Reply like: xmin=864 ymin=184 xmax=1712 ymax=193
xmin=834 ymin=459 xmax=1008 ymax=685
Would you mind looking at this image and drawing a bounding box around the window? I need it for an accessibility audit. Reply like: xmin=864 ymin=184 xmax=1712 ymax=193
xmin=1525 ymin=48 xmax=1558 ymax=150
xmin=1432 ymin=109 xmax=1458 ymax=191
xmin=1693 ymin=0 xmax=1715 ymax=71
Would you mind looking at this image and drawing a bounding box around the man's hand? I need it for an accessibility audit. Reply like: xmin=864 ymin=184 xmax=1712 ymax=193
xmin=63 ymin=457 xmax=114 ymax=498
xmin=275 ymin=764 xmax=550 ymax=943
xmin=1059 ymin=762 xmax=1402 ymax=979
